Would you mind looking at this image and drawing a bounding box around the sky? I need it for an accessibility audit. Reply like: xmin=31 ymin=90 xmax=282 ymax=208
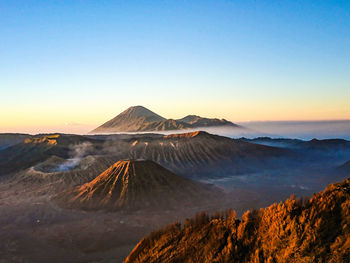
xmin=1 ymin=0 xmax=350 ymax=134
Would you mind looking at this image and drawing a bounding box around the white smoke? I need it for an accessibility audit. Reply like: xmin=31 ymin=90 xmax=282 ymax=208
xmin=53 ymin=142 xmax=93 ymax=172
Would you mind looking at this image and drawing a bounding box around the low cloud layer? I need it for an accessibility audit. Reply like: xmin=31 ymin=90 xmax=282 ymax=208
xmin=239 ymin=120 xmax=350 ymax=140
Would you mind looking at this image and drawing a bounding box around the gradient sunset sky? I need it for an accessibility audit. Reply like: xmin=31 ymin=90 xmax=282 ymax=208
xmin=1 ymin=0 xmax=349 ymax=133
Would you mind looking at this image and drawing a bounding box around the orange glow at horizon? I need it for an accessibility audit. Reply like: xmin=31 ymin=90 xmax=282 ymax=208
xmin=1 ymin=99 xmax=350 ymax=134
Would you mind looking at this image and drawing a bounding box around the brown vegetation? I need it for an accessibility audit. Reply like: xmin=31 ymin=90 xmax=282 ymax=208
xmin=125 ymin=177 xmax=350 ymax=263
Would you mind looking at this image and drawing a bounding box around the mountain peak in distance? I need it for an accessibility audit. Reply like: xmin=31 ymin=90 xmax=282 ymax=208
xmin=90 ymin=106 xmax=241 ymax=133
xmin=119 ymin=106 xmax=166 ymax=122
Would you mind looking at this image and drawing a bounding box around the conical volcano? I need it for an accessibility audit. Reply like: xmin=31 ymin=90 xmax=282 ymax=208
xmin=90 ymin=106 xmax=167 ymax=133
xmin=90 ymin=105 xmax=242 ymax=133
xmin=55 ymin=160 xmax=217 ymax=211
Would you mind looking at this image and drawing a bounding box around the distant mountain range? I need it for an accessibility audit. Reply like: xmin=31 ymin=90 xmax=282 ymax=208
xmin=241 ymin=137 xmax=350 ymax=151
xmin=90 ymin=106 xmax=241 ymax=133
xmin=0 ymin=131 xmax=294 ymax=178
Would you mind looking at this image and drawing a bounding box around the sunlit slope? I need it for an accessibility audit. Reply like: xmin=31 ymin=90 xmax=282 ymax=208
xmin=178 ymin=114 xmax=237 ymax=127
xmin=54 ymin=160 xmax=218 ymax=211
xmin=125 ymin=177 xmax=350 ymax=263
xmin=91 ymin=106 xmax=167 ymax=133
xmin=124 ymin=131 xmax=295 ymax=177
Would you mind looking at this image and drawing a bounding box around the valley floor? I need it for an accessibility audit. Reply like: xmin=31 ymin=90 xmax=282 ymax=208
xmin=0 ymin=165 xmax=347 ymax=263
xmin=0 ymin=177 xmax=226 ymax=263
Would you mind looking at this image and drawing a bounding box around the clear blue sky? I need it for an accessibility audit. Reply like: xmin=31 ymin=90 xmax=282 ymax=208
xmin=1 ymin=0 xmax=349 ymax=133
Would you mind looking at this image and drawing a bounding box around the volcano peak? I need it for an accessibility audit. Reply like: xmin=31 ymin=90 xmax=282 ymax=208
xmin=55 ymin=159 xmax=217 ymax=211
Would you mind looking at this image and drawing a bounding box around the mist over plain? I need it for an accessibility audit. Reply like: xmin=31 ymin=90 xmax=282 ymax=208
xmin=92 ymin=120 xmax=350 ymax=141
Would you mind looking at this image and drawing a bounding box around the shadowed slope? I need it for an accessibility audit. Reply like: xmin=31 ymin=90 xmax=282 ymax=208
xmin=13 ymin=156 xmax=117 ymax=194
xmin=54 ymin=160 xmax=218 ymax=211
xmin=0 ymin=133 xmax=31 ymax=151
xmin=0 ymin=134 xmax=102 ymax=176
xmin=125 ymin=177 xmax=350 ymax=263
xmin=336 ymin=160 xmax=350 ymax=175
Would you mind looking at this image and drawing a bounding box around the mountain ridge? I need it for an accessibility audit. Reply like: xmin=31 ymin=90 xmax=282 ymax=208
xmin=124 ymin=177 xmax=350 ymax=263
xmin=0 ymin=131 xmax=296 ymax=179
xmin=90 ymin=106 xmax=241 ymax=133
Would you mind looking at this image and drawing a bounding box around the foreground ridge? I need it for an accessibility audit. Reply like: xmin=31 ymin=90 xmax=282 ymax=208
xmin=125 ymin=177 xmax=350 ymax=263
